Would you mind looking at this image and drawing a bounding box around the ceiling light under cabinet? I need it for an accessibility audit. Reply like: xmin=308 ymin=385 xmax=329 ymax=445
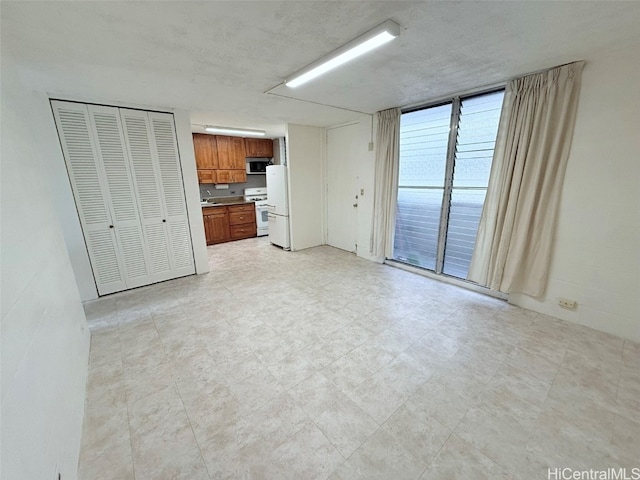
xmin=284 ymin=19 xmax=400 ymax=88
xmin=204 ymin=126 xmax=266 ymax=136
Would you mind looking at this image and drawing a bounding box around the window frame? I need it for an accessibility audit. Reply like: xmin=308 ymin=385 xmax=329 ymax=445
xmin=393 ymin=86 xmax=505 ymax=277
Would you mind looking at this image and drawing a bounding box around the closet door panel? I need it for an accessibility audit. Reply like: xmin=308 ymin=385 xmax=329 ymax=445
xmin=115 ymin=225 xmax=149 ymax=285
xmin=119 ymin=109 xmax=172 ymax=280
xmin=149 ymin=113 xmax=187 ymax=219
xmin=86 ymin=230 xmax=125 ymax=293
xmin=87 ymin=105 xmax=151 ymax=286
xmin=119 ymin=110 xmax=164 ymax=221
xmin=145 ymin=223 xmax=172 ymax=273
xmin=148 ymin=112 xmax=195 ymax=275
xmin=51 ymin=100 xmax=126 ymax=295
xmin=167 ymin=221 xmax=195 ymax=274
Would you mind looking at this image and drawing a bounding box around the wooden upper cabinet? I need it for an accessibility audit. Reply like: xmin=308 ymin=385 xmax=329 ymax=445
xmin=215 ymin=135 xmax=233 ymax=169
xmin=245 ymin=138 xmax=273 ymax=158
xmin=216 ymin=135 xmax=247 ymax=175
xmin=216 ymin=169 xmax=232 ymax=184
xmin=215 ymin=169 xmax=246 ymax=184
xmin=197 ymin=169 xmax=217 ymax=185
xmin=230 ymin=136 xmax=247 ymax=169
xmin=216 ymin=135 xmax=245 ymax=169
xmin=194 ymin=133 xmax=258 ymax=185
xmin=230 ymin=169 xmax=246 ymax=183
xmin=192 ymin=133 xmax=218 ymax=169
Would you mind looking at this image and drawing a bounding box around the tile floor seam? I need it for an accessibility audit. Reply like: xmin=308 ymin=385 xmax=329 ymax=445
xmin=307 ymin=414 xmax=349 ymax=464
xmin=120 ymin=342 xmax=137 ymax=480
xmin=444 ymin=351 xmax=521 ymax=477
xmin=421 ymin=429 xmax=455 ymax=476
xmin=450 ymin=409 xmax=520 ymax=479
xmin=541 ymin=345 xmax=569 ymax=412
xmin=381 ymin=396 xmax=452 ymax=473
xmin=174 ymin=380 xmax=214 ymax=480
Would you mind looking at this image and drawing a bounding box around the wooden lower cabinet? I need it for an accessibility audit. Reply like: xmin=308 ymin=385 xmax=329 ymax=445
xmin=202 ymin=203 xmax=256 ymax=245
xmin=228 ymin=204 xmax=256 ymax=240
xmin=203 ymin=207 xmax=230 ymax=245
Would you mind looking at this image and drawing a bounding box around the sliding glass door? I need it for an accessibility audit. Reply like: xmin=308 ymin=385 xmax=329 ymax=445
xmin=393 ymin=90 xmax=504 ymax=279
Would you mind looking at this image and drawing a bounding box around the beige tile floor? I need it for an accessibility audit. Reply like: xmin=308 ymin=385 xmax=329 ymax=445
xmin=79 ymin=237 xmax=640 ymax=480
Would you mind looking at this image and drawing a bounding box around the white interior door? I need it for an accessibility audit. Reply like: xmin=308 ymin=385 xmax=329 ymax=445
xmin=327 ymin=123 xmax=360 ymax=253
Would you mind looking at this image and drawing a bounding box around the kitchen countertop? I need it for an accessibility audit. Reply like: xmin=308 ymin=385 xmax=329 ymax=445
xmin=201 ymin=200 xmax=254 ymax=208
xmin=201 ymin=196 xmax=254 ymax=208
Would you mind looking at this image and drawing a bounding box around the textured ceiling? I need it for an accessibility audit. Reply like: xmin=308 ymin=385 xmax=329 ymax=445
xmin=3 ymin=1 xmax=640 ymax=137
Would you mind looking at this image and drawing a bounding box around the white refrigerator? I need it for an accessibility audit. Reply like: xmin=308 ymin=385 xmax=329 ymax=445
xmin=266 ymin=165 xmax=291 ymax=249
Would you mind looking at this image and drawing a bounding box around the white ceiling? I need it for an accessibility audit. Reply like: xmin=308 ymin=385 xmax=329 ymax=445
xmin=3 ymin=1 xmax=640 ymax=137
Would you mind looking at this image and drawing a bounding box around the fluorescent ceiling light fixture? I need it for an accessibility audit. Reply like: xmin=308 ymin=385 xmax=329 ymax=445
xmin=204 ymin=126 xmax=265 ymax=136
xmin=285 ymin=19 xmax=400 ymax=88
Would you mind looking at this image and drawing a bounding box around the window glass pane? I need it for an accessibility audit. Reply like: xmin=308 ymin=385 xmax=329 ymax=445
xmin=394 ymin=102 xmax=452 ymax=271
xmin=398 ymin=104 xmax=452 ymax=187
xmin=443 ymin=189 xmax=487 ymax=278
xmin=393 ymin=188 xmax=443 ymax=270
xmin=443 ymin=91 xmax=504 ymax=278
xmin=451 ymin=91 xmax=503 ymax=188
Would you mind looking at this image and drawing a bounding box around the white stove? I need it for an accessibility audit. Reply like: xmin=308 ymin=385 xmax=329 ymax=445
xmin=244 ymin=187 xmax=268 ymax=236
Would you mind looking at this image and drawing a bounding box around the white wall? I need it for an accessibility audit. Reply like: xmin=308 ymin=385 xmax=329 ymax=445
xmin=509 ymin=44 xmax=640 ymax=341
xmin=44 ymin=98 xmax=209 ymax=301
xmin=1 ymin=55 xmax=90 ymax=480
xmin=173 ymin=110 xmax=209 ymax=275
xmin=286 ymin=124 xmax=325 ymax=251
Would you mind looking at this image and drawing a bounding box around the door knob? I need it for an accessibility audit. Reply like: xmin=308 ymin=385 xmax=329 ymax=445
xmin=109 ymin=225 xmax=114 ymax=229
xmin=352 ymin=203 xmax=358 ymax=208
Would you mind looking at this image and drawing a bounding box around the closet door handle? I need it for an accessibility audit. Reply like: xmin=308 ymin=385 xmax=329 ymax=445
xmin=109 ymin=225 xmax=114 ymax=229
xmin=162 ymin=219 xmax=167 ymax=223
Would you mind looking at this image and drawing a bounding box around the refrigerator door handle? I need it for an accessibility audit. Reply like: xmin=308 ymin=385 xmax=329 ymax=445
xmin=268 ymin=214 xmax=276 ymax=219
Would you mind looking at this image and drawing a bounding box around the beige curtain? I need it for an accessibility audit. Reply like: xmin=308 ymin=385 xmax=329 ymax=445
xmin=468 ymin=61 xmax=585 ymax=296
xmin=370 ymin=108 xmax=401 ymax=261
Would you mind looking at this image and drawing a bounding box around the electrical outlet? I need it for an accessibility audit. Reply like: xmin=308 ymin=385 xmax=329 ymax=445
xmin=559 ymin=298 xmax=577 ymax=310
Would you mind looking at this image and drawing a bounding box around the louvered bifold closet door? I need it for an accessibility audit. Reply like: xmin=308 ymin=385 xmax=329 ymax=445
xmin=120 ymin=109 xmax=195 ymax=282
xmin=87 ymin=105 xmax=154 ymax=289
xmin=51 ymin=101 xmax=127 ymax=295
xmin=119 ymin=108 xmax=174 ymax=283
xmin=148 ymin=112 xmax=195 ymax=276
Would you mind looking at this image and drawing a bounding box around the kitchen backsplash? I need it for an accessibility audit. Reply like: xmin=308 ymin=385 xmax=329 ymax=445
xmin=199 ymin=174 xmax=266 ymax=199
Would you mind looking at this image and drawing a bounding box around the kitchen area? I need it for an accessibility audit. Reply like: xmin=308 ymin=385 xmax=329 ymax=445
xmin=193 ymin=131 xmax=290 ymax=249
